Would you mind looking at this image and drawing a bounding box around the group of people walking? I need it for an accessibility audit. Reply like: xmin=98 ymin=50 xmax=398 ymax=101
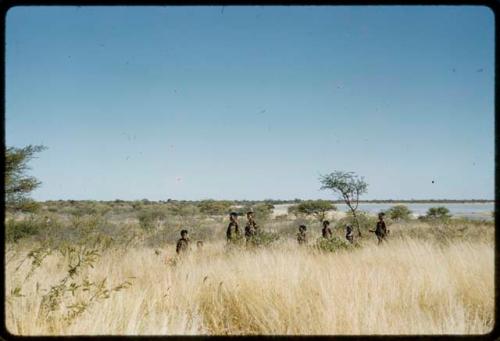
xmin=176 ymin=210 xmax=260 ymax=254
xmin=176 ymin=211 xmax=389 ymax=255
xmin=296 ymin=212 xmax=388 ymax=245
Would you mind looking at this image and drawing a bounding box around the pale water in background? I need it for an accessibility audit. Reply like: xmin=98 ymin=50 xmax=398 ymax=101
xmin=273 ymin=203 xmax=494 ymax=221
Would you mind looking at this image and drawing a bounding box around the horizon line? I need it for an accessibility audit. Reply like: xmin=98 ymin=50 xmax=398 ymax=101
xmin=35 ymin=198 xmax=495 ymax=202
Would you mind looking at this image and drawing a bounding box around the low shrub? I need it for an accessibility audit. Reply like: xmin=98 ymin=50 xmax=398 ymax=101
xmin=386 ymin=205 xmax=412 ymax=221
xmin=247 ymin=230 xmax=280 ymax=247
xmin=137 ymin=208 xmax=167 ymax=231
xmin=6 ymin=218 xmax=41 ymax=243
xmin=334 ymin=212 xmax=380 ymax=235
xmin=314 ymin=236 xmax=355 ymax=252
xmin=237 ymin=204 xmax=274 ymax=222
xmin=424 ymin=206 xmax=451 ymax=221
xmin=274 ymin=214 xmax=289 ymax=221
xmin=198 ymin=200 xmax=233 ymax=216
xmin=166 ymin=203 xmax=200 ymax=218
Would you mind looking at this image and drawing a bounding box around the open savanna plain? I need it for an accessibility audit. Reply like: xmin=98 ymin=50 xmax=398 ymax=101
xmin=4 ymin=200 xmax=495 ymax=335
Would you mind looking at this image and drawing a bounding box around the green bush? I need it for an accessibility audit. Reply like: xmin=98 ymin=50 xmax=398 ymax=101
xmin=65 ymin=203 xmax=103 ymax=217
xmin=424 ymin=206 xmax=451 ymax=220
xmin=274 ymin=214 xmax=288 ymax=221
xmin=314 ymin=236 xmax=354 ymax=252
xmin=198 ymin=200 xmax=233 ymax=216
xmin=238 ymin=203 xmax=274 ymax=222
xmin=289 ymin=200 xmax=336 ymax=221
xmin=166 ymin=203 xmax=200 ymax=217
xmin=386 ymin=205 xmax=412 ymax=221
xmin=247 ymin=230 xmax=280 ymax=247
xmin=137 ymin=208 xmax=167 ymax=231
xmin=334 ymin=211 xmax=378 ymax=234
xmin=6 ymin=217 xmax=43 ymax=242
xmin=70 ymin=214 xmax=103 ymax=230
xmin=94 ymin=203 xmax=112 ymax=216
xmin=131 ymin=201 xmax=142 ymax=210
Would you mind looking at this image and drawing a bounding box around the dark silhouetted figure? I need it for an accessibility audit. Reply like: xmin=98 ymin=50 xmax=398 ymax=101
xmin=245 ymin=211 xmax=258 ymax=243
xmin=322 ymin=220 xmax=332 ymax=239
xmin=226 ymin=212 xmax=240 ymax=242
xmin=176 ymin=229 xmax=190 ymax=254
xmin=297 ymin=225 xmax=307 ymax=245
xmin=345 ymin=225 xmax=354 ymax=244
xmin=370 ymin=212 xmax=389 ymax=244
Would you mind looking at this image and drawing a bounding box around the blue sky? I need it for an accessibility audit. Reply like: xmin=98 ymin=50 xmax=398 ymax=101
xmin=6 ymin=6 xmax=494 ymax=200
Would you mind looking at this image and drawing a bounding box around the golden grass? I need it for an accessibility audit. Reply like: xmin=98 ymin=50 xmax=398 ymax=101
xmin=5 ymin=237 xmax=494 ymax=335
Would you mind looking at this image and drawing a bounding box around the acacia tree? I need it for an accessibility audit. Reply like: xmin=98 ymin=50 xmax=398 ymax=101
xmin=290 ymin=200 xmax=336 ymax=222
xmin=319 ymin=171 xmax=368 ymax=238
xmin=5 ymin=145 xmax=46 ymax=212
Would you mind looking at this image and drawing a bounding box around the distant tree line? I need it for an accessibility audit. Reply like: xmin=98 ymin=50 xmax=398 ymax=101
xmin=39 ymin=198 xmax=494 ymax=205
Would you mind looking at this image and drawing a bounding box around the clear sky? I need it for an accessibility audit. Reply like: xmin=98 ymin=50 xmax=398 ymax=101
xmin=6 ymin=6 xmax=494 ymax=201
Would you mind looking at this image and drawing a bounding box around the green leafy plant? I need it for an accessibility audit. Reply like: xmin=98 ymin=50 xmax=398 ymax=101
xmin=314 ymin=236 xmax=355 ymax=252
xmin=6 ymin=217 xmax=41 ymax=243
xmin=288 ymin=200 xmax=336 ymax=221
xmin=386 ymin=205 xmax=412 ymax=221
xmin=5 ymin=145 xmax=47 ymax=212
xmin=246 ymin=230 xmax=280 ymax=247
xmin=137 ymin=208 xmax=167 ymax=231
xmin=424 ymin=206 xmax=451 ymax=220
xmin=335 ymin=211 xmax=378 ymax=235
xmin=238 ymin=203 xmax=274 ymax=222
xmin=36 ymin=244 xmax=133 ymax=328
xmin=62 ymin=277 xmax=132 ymax=326
xmin=198 ymin=200 xmax=233 ymax=216
xmin=319 ymin=171 xmax=368 ymax=238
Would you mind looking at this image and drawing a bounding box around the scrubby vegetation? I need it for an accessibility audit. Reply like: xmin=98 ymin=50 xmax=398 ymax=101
xmin=386 ymin=204 xmax=412 ymax=221
xmin=423 ymin=206 xmax=452 ymax=220
xmin=314 ymin=236 xmax=355 ymax=252
xmin=4 ymin=199 xmax=494 ymax=335
xmin=287 ymin=200 xmax=336 ymax=222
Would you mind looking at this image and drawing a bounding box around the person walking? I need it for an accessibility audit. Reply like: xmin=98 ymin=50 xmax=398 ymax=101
xmin=322 ymin=220 xmax=333 ymax=239
xmin=345 ymin=224 xmax=354 ymax=244
xmin=245 ymin=210 xmax=259 ymax=245
xmin=226 ymin=212 xmax=240 ymax=242
xmin=297 ymin=225 xmax=308 ymax=245
xmin=370 ymin=212 xmax=389 ymax=244
xmin=176 ymin=229 xmax=190 ymax=254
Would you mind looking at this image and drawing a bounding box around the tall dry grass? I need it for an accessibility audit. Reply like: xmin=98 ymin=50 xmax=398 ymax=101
xmin=5 ymin=236 xmax=494 ymax=335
